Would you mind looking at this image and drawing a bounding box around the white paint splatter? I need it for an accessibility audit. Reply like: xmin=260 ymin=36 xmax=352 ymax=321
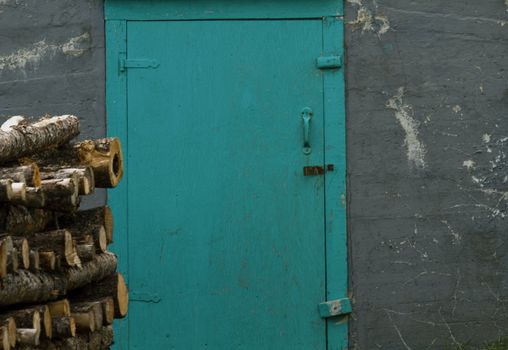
xmin=61 ymin=33 xmax=90 ymax=57
xmin=482 ymin=133 xmax=491 ymax=143
xmin=348 ymin=0 xmax=390 ymax=36
xmin=462 ymin=160 xmax=475 ymax=170
xmin=452 ymin=105 xmax=462 ymax=113
xmin=0 ymin=33 xmax=90 ymax=73
xmin=387 ymin=87 xmax=426 ymax=169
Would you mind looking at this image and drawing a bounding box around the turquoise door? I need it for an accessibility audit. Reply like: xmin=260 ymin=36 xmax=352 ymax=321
xmin=106 ymin=5 xmax=347 ymax=349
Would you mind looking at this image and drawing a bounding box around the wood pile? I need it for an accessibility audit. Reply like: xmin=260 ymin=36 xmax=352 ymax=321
xmin=0 ymin=115 xmax=128 ymax=350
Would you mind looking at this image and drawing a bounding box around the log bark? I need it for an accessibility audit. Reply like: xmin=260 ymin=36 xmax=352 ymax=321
xmin=0 ymin=180 xmax=13 ymax=202
xmin=0 ymin=165 xmax=40 ymax=187
xmin=0 ymin=206 xmax=50 ymax=235
xmin=34 ymin=137 xmax=123 ymax=188
xmin=29 ymin=250 xmax=40 ymax=272
xmin=35 ymin=306 xmax=52 ymax=340
xmin=70 ymin=225 xmax=107 ymax=253
xmin=16 ymin=326 xmax=113 ymax=350
xmin=28 ymin=230 xmax=80 ymax=267
xmin=75 ymin=244 xmax=96 ymax=262
xmin=0 ymin=310 xmax=39 ymax=330
xmin=38 ymin=252 xmax=56 ymax=271
xmin=51 ymin=317 xmax=75 ymax=339
xmin=20 ymin=188 xmax=45 ymax=209
xmin=58 ymin=206 xmax=113 ymax=244
xmin=0 ymin=252 xmax=117 ymax=307
xmin=70 ymin=272 xmax=128 ymax=319
xmin=0 ymin=236 xmax=18 ymax=274
xmin=40 ymin=167 xmax=94 ymax=196
xmin=40 ymin=178 xmax=79 ymax=212
xmin=0 ymin=115 xmax=80 ymax=163
xmin=16 ymin=328 xmax=40 ymax=347
xmin=11 ymin=237 xmax=29 ymax=270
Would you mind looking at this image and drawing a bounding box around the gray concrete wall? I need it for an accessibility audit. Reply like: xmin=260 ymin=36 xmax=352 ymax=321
xmin=0 ymin=0 xmax=106 ymax=207
xmin=346 ymin=0 xmax=508 ymax=348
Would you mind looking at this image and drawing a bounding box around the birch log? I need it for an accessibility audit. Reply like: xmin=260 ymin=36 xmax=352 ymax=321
xmin=34 ymin=138 xmax=123 ymax=188
xmin=0 ymin=206 xmax=50 ymax=235
xmin=0 ymin=164 xmax=40 ymax=187
xmin=0 ymin=252 xmax=117 ymax=307
xmin=0 ymin=115 xmax=80 ymax=163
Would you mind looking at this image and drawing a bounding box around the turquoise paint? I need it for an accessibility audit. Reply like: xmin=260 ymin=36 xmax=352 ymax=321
xmin=105 ymin=0 xmax=343 ymax=20
xmin=322 ymin=17 xmax=349 ymax=350
xmin=106 ymin=20 xmax=130 ymax=350
xmin=106 ymin=2 xmax=348 ymax=349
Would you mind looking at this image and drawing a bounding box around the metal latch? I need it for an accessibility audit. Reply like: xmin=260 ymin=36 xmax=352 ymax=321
xmin=303 ymin=164 xmax=334 ymax=176
xmin=119 ymin=58 xmax=160 ymax=72
xmin=319 ymin=298 xmax=352 ymax=318
xmin=316 ymin=55 xmax=342 ymax=69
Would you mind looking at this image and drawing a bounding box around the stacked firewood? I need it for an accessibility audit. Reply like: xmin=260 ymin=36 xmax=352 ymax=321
xmin=0 ymin=115 xmax=128 ymax=350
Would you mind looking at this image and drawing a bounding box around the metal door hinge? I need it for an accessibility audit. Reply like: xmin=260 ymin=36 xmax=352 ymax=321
xmin=119 ymin=58 xmax=160 ymax=72
xmin=303 ymin=164 xmax=334 ymax=176
xmin=319 ymin=298 xmax=352 ymax=318
xmin=316 ymin=55 xmax=342 ymax=70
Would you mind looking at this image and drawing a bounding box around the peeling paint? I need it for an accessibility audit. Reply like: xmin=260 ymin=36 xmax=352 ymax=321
xmin=61 ymin=33 xmax=90 ymax=57
xmin=452 ymin=105 xmax=462 ymax=114
xmin=462 ymin=160 xmax=475 ymax=170
xmin=348 ymin=0 xmax=390 ymax=36
xmin=387 ymin=87 xmax=426 ymax=169
xmin=0 ymin=32 xmax=90 ymax=73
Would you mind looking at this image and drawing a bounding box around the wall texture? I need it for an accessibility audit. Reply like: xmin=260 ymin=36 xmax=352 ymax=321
xmin=0 ymin=0 xmax=507 ymax=348
xmin=0 ymin=0 xmax=106 ymax=207
xmin=346 ymin=0 xmax=508 ymax=348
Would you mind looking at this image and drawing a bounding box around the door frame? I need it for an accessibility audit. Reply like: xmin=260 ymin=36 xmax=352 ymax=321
xmin=106 ymin=8 xmax=347 ymax=350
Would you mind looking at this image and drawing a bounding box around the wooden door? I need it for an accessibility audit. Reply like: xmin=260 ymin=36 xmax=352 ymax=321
xmin=107 ymin=13 xmax=347 ymax=350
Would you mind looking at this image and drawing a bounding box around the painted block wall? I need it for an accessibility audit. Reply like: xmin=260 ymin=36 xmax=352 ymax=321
xmin=345 ymin=1 xmax=508 ymax=348
xmin=0 ymin=0 xmax=507 ymax=348
xmin=0 ymin=0 xmax=106 ymax=208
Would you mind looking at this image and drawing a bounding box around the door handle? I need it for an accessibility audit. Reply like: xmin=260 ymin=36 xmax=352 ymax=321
xmin=302 ymin=107 xmax=313 ymax=155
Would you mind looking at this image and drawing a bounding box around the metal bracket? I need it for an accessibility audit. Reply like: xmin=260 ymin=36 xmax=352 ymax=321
xmin=316 ymin=55 xmax=342 ymax=70
xmin=119 ymin=58 xmax=160 ymax=72
xmin=303 ymin=164 xmax=334 ymax=176
xmin=318 ymin=298 xmax=352 ymax=318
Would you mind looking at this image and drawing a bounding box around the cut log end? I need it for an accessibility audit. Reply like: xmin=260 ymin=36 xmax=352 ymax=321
xmin=39 ymin=251 xmax=56 ymax=271
xmin=48 ymin=300 xmax=71 ymax=317
xmin=117 ymin=273 xmax=129 ymax=318
xmin=0 ymin=326 xmax=10 ymax=350
xmin=4 ymin=318 xmax=16 ymax=348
